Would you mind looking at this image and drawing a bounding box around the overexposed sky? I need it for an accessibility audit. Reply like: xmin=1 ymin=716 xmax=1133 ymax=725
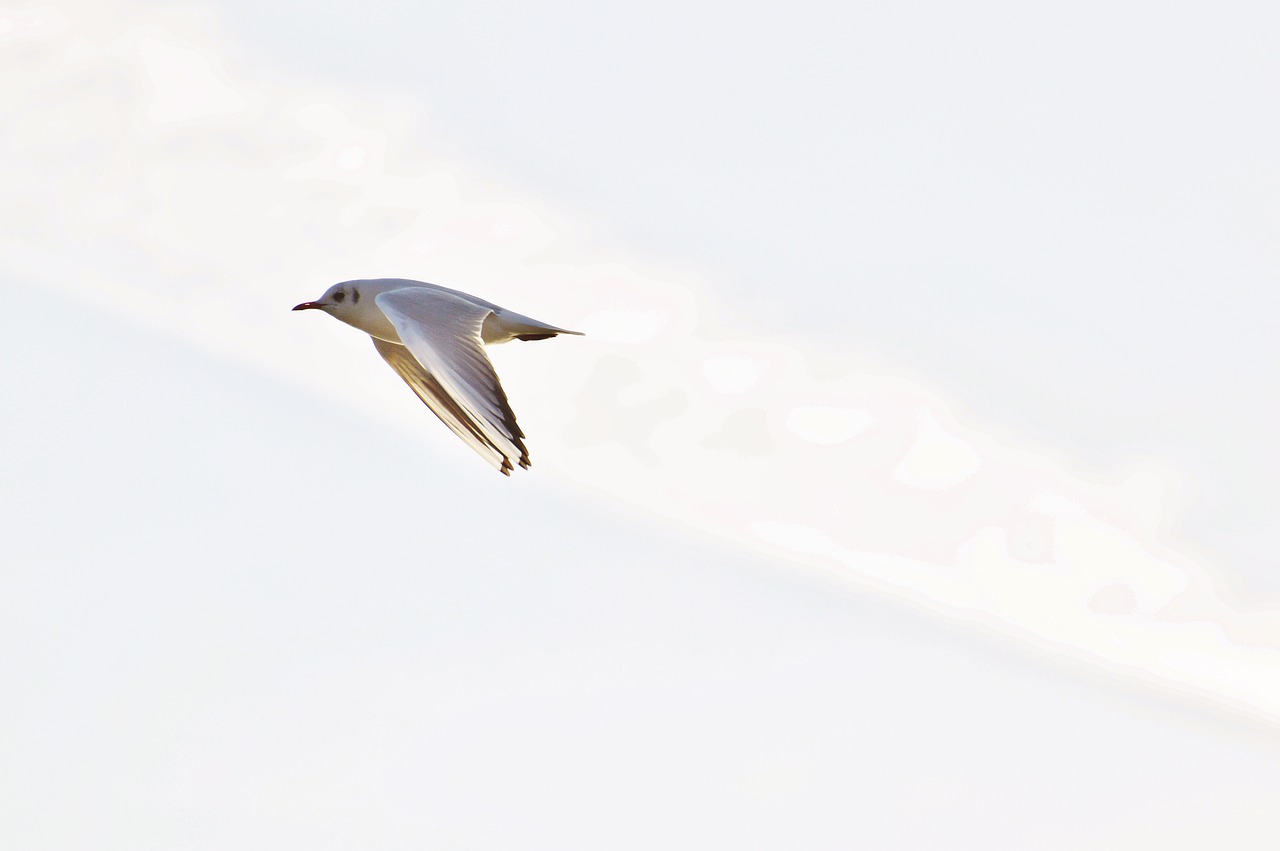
xmin=3 ymin=1 xmax=1279 ymax=847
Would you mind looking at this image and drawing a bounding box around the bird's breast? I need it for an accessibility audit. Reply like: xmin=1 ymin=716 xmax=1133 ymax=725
xmin=340 ymin=304 xmax=402 ymax=343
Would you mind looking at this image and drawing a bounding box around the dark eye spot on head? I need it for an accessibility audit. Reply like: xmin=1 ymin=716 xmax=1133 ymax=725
xmin=333 ymin=290 xmax=346 ymax=303
xmin=352 ymin=288 xmax=360 ymax=304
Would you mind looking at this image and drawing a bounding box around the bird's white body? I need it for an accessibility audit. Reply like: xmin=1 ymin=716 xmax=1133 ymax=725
xmin=294 ymin=278 xmax=581 ymax=475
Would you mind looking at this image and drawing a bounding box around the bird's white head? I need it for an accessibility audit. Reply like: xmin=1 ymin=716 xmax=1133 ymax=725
xmin=293 ymin=279 xmax=403 ymax=340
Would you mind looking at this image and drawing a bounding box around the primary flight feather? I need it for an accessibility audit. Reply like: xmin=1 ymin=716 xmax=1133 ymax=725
xmin=294 ymin=278 xmax=581 ymax=475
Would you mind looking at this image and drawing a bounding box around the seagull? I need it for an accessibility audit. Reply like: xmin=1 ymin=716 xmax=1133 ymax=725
xmin=294 ymin=278 xmax=582 ymax=475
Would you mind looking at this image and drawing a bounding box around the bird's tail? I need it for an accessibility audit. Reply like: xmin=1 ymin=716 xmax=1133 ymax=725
xmin=484 ymin=311 xmax=584 ymax=344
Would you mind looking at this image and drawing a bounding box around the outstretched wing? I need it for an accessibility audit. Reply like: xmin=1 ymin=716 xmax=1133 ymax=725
xmin=373 ymin=288 xmax=530 ymax=475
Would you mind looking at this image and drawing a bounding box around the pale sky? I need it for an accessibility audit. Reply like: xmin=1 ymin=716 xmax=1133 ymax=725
xmin=3 ymin=1 xmax=1279 ymax=848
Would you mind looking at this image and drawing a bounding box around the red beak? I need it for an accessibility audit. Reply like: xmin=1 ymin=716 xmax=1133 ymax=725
xmin=293 ymin=301 xmax=322 ymax=311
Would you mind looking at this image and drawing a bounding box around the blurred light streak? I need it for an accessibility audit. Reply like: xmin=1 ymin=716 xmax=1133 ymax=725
xmin=6 ymin=0 xmax=1278 ymax=725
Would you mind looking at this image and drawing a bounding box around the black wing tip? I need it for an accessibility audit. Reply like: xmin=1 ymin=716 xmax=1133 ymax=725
xmin=495 ymin=447 xmax=531 ymax=476
xmin=497 ymin=451 xmax=531 ymax=475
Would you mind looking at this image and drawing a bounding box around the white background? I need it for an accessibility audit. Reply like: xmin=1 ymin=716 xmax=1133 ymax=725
xmin=3 ymin=1 xmax=1279 ymax=847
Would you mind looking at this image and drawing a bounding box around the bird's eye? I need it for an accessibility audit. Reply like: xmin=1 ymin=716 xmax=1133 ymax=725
xmin=333 ymin=291 xmax=346 ymax=303
xmin=352 ymin=289 xmax=360 ymax=304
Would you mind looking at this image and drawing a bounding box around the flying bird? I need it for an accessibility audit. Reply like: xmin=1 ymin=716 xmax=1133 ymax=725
xmin=294 ymin=278 xmax=582 ymax=475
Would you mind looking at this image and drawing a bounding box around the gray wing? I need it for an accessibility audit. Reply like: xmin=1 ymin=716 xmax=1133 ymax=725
xmin=373 ymin=288 xmax=530 ymax=475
